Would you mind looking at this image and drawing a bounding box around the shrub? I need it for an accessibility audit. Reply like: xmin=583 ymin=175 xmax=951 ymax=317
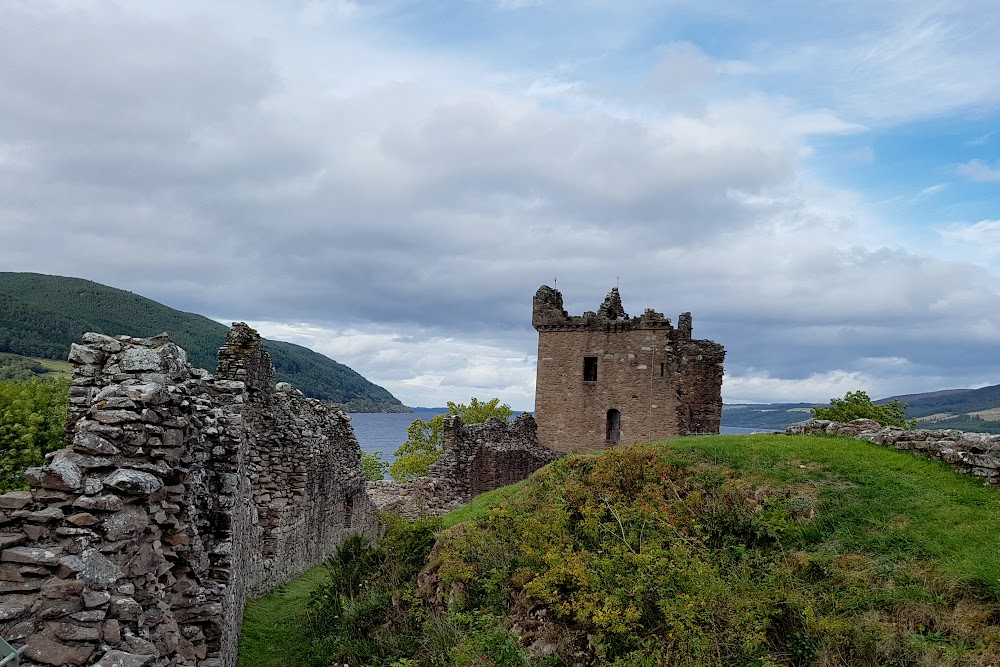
xmin=811 ymin=390 xmax=916 ymax=428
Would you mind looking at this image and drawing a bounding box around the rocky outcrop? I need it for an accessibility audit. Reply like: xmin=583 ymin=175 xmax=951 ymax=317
xmin=787 ymin=419 xmax=1000 ymax=485
xmin=0 ymin=325 xmax=375 ymax=667
xmin=367 ymin=413 xmax=560 ymax=519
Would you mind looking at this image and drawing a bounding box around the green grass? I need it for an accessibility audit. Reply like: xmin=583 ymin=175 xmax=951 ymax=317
xmin=666 ymin=433 xmax=1000 ymax=599
xmin=440 ymin=479 xmax=527 ymax=528
xmin=237 ymin=565 xmax=329 ymax=667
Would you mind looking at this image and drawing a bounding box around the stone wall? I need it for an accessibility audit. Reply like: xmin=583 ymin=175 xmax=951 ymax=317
xmin=532 ymin=286 xmax=725 ymax=453
xmin=0 ymin=324 xmax=374 ymax=667
xmin=787 ymin=419 xmax=1000 ymax=485
xmin=367 ymin=413 xmax=559 ymax=518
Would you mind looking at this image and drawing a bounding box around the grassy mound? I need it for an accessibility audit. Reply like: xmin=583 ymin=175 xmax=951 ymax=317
xmin=239 ymin=433 xmax=1000 ymax=666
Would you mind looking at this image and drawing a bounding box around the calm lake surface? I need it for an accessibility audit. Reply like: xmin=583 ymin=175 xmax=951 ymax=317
xmin=349 ymin=411 xmax=762 ymax=464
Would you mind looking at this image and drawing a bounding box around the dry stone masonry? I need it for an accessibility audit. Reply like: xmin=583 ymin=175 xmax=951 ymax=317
xmin=788 ymin=419 xmax=1000 ymax=485
xmin=0 ymin=324 xmax=375 ymax=667
xmin=533 ymin=285 xmax=725 ymax=453
xmin=367 ymin=413 xmax=560 ymax=518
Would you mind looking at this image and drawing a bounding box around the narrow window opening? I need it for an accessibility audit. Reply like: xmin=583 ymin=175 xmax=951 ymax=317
xmin=606 ymin=409 xmax=621 ymax=443
xmin=583 ymin=356 xmax=598 ymax=382
xmin=659 ymin=363 xmax=667 ymax=377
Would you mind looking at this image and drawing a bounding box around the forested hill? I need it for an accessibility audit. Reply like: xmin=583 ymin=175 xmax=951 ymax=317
xmin=0 ymin=272 xmax=409 ymax=412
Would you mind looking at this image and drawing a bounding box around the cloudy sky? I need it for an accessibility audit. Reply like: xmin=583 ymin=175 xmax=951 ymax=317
xmin=2 ymin=0 xmax=999 ymax=410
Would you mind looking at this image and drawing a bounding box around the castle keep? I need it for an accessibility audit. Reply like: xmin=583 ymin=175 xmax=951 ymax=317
xmin=532 ymin=285 xmax=725 ymax=453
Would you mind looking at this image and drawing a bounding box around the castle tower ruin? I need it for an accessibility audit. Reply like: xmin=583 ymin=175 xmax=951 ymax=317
xmin=532 ymin=285 xmax=725 ymax=453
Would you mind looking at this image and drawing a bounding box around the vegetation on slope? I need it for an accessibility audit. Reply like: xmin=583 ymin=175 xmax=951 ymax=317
xmin=0 ymin=272 xmax=407 ymax=410
xmin=240 ymin=433 xmax=1000 ymax=666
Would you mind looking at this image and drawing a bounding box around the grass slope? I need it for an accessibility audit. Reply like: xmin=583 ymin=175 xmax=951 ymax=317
xmin=240 ymin=433 xmax=1000 ymax=666
xmin=0 ymin=272 xmax=407 ymax=410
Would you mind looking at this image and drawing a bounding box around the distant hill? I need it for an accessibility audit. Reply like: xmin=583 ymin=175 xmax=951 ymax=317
xmin=722 ymin=403 xmax=817 ymax=431
xmin=723 ymin=384 xmax=1000 ymax=434
xmin=880 ymin=385 xmax=1000 ymax=433
xmin=0 ymin=272 xmax=408 ymax=412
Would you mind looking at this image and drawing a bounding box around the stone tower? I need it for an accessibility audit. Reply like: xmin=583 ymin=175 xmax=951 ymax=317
xmin=532 ymin=285 xmax=725 ymax=453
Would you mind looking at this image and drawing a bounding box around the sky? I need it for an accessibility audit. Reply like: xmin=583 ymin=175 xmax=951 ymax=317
xmin=2 ymin=0 xmax=999 ymax=411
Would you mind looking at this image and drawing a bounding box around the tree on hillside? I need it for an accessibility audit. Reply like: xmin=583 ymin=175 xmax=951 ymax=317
xmin=390 ymin=398 xmax=514 ymax=482
xmin=811 ymin=390 xmax=916 ymax=428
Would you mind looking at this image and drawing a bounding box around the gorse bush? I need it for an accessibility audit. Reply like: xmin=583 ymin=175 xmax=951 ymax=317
xmin=0 ymin=377 xmax=68 ymax=492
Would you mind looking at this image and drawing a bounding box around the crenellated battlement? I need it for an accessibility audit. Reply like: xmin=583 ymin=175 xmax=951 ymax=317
xmin=532 ymin=286 xmax=692 ymax=338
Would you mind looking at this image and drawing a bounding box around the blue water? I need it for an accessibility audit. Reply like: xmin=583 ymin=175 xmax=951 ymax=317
xmin=349 ymin=412 xmax=762 ymax=463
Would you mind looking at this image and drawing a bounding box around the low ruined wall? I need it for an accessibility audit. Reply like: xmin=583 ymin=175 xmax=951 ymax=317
xmin=367 ymin=413 xmax=560 ymax=518
xmin=787 ymin=419 xmax=1000 ymax=485
xmin=0 ymin=324 xmax=374 ymax=666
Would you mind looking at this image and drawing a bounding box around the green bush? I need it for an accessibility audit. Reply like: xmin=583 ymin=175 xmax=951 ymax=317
xmin=811 ymin=390 xmax=916 ymax=428
xmin=0 ymin=377 xmax=69 ymax=492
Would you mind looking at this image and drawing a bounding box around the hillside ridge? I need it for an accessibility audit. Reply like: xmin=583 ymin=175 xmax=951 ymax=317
xmin=0 ymin=272 xmax=408 ymax=411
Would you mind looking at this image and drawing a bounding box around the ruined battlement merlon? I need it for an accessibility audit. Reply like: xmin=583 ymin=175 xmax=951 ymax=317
xmin=677 ymin=312 xmax=693 ymax=340
xmin=596 ymin=287 xmax=628 ymax=321
xmin=532 ymin=285 xmax=571 ymax=328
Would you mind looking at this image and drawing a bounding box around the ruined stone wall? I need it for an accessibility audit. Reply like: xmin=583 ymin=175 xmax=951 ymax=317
xmin=788 ymin=419 xmax=1000 ymax=485
xmin=532 ymin=286 xmax=725 ymax=453
xmin=366 ymin=413 xmax=559 ymax=519
xmin=0 ymin=324 xmax=374 ymax=667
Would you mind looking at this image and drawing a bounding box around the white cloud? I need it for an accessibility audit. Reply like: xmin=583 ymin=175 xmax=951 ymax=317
xmin=956 ymin=159 xmax=1000 ymax=182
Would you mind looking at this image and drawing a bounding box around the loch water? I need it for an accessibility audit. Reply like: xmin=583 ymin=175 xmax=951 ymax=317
xmin=349 ymin=411 xmax=762 ymax=464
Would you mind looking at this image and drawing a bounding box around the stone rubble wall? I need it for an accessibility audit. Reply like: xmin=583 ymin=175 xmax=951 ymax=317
xmin=367 ymin=413 xmax=560 ymax=519
xmin=787 ymin=418 xmax=1000 ymax=485
xmin=0 ymin=324 xmax=375 ymax=667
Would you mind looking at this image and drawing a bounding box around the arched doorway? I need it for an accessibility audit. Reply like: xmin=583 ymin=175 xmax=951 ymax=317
xmin=606 ymin=409 xmax=621 ymax=443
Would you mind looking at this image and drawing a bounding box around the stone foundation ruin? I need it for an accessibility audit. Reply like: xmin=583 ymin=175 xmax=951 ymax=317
xmin=367 ymin=413 xmax=560 ymax=518
xmin=0 ymin=324 xmax=375 ymax=667
xmin=788 ymin=419 xmax=1000 ymax=485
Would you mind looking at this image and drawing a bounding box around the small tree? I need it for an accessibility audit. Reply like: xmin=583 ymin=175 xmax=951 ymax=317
xmin=811 ymin=390 xmax=916 ymax=428
xmin=390 ymin=398 xmax=514 ymax=482
xmin=361 ymin=450 xmax=389 ymax=481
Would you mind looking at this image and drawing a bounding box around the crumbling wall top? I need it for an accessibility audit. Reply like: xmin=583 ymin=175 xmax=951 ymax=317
xmin=531 ymin=285 xmax=685 ymax=333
